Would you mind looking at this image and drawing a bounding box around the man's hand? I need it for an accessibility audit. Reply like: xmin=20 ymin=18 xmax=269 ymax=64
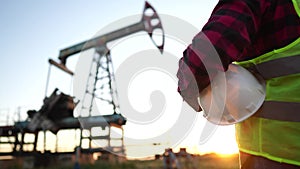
xmin=178 ymin=86 xmax=202 ymax=112
xmin=177 ymin=56 xmax=203 ymax=112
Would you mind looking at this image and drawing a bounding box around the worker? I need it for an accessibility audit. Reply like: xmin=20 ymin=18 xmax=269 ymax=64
xmin=163 ymin=148 xmax=180 ymax=169
xmin=177 ymin=0 xmax=300 ymax=168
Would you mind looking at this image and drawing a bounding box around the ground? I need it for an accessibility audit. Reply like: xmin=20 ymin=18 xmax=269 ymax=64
xmin=2 ymin=153 xmax=239 ymax=169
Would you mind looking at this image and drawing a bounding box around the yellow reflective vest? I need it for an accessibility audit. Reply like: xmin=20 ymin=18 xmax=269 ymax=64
xmin=235 ymin=0 xmax=300 ymax=166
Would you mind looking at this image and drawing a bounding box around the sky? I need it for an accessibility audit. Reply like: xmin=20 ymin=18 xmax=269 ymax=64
xmin=0 ymin=0 xmax=238 ymax=158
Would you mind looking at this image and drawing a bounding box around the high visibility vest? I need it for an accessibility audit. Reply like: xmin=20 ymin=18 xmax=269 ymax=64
xmin=235 ymin=0 xmax=300 ymax=166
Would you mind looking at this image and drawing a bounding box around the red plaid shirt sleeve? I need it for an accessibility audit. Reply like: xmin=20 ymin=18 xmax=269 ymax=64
xmin=177 ymin=0 xmax=300 ymax=111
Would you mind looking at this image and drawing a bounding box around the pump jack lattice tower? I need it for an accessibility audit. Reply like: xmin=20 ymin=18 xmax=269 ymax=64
xmin=48 ymin=1 xmax=165 ymax=156
xmin=77 ymin=47 xmax=125 ymax=155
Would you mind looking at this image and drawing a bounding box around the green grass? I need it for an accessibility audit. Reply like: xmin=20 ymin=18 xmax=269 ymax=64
xmin=5 ymin=153 xmax=239 ymax=169
xmin=7 ymin=161 xmax=137 ymax=169
xmin=132 ymin=153 xmax=239 ymax=169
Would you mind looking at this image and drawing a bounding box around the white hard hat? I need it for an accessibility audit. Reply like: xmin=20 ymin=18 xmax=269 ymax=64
xmin=198 ymin=64 xmax=266 ymax=125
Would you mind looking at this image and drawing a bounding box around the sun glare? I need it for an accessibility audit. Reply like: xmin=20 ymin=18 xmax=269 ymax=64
xmin=214 ymin=142 xmax=239 ymax=155
xmin=188 ymin=124 xmax=239 ymax=156
xmin=209 ymin=126 xmax=239 ymax=155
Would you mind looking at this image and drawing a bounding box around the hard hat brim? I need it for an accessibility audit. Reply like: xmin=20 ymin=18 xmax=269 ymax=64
xmin=198 ymin=64 xmax=266 ymax=125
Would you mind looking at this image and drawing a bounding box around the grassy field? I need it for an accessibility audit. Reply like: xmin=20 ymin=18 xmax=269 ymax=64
xmin=3 ymin=153 xmax=239 ymax=169
xmin=133 ymin=154 xmax=239 ymax=169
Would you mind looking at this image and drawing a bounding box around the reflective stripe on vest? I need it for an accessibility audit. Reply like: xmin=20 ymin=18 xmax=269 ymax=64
xmin=248 ymin=54 xmax=300 ymax=80
xmin=254 ymin=101 xmax=300 ymax=121
xmin=246 ymin=54 xmax=300 ymax=121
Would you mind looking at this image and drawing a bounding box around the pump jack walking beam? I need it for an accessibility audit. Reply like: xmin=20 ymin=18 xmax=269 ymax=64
xmin=49 ymin=1 xmax=164 ymax=75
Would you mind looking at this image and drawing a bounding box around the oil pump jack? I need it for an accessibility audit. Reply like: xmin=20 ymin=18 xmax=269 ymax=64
xmin=0 ymin=1 xmax=165 ymax=158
